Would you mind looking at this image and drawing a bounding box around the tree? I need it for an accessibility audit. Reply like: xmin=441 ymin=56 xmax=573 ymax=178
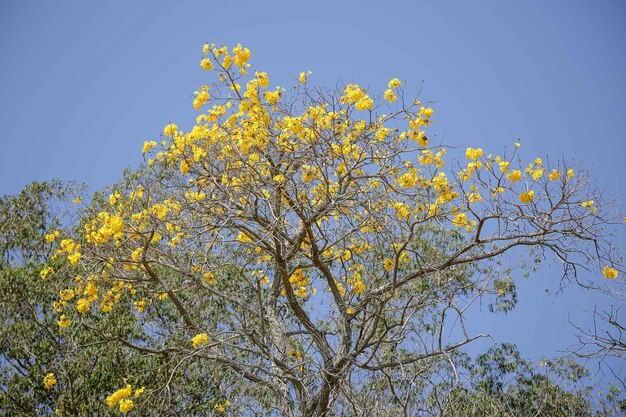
xmin=16 ymin=43 xmax=626 ymax=416
xmin=458 ymin=344 xmax=626 ymax=416
xmin=0 ymin=179 xmax=234 ymax=416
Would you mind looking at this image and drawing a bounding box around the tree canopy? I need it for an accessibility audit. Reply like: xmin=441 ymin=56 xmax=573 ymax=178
xmin=1 ymin=43 xmax=624 ymax=417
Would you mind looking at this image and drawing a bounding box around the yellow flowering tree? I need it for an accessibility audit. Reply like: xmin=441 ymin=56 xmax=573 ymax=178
xmin=43 ymin=44 xmax=624 ymax=416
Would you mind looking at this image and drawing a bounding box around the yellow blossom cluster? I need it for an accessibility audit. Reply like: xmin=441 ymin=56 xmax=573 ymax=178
xmin=40 ymin=265 xmax=54 ymax=280
xmin=192 ymin=333 xmax=209 ymax=348
xmin=524 ymin=158 xmax=545 ymax=181
xmin=341 ymin=84 xmax=374 ymax=111
xmin=45 ymin=230 xmax=60 ymax=243
xmin=53 ymin=273 xmax=134 ymax=322
xmin=43 ymin=373 xmax=57 ymax=389
xmin=603 ymin=265 xmax=619 ymax=279
xmin=203 ymin=271 xmax=217 ymax=285
xmin=84 ymin=212 xmax=125 ymax=244
xmin=299 ymin=70 xmax=312 ymax=84
xmin=519 ymin=190 xmax=535 ymax=204
xmin=57 ymin=314 xmax=71 ymax=328
xmin=285 ymin=268 xmax=315 ymax=298
xmin=53 ymin=238 xmax=82 ymax=266
xmin=581 ymin=200 xmax=596 ymax=212
xmin=106 ymin=384 xmax=145 ymax=414
xmin=214 ymin=399 xmax=231 ymax=413
xmin=346 ymin=263 xmax=365 ymax=294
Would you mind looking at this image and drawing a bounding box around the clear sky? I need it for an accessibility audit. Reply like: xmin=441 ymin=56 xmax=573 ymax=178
xmin=1 ymin=0 xmax=624 ymax=376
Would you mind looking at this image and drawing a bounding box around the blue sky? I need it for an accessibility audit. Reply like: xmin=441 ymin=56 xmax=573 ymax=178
xmin=1 ymin=0 xmax=624 ymax=376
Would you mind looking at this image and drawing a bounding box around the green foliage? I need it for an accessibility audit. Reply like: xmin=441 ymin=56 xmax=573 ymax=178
xmin=0 ymin=181 xmax=238 ymax=416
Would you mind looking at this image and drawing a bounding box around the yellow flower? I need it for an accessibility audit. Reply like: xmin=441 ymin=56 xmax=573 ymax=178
xmin=236 ymin=231 xmax=253 ymax=242
xmin=119 ymin=399 xmax=134 ymax=414
xmin=383 ymin=258 xmax=394 ymax=271
xmin=106 ymin=384 xmax=133 ymax=408
xmin=45 ymin=230 xmax=60 ymax=242
xmin=222 ymin=54 xmax=232 ymax=68
xmin=255 ymin=72 xmax=269 ymax=88
xmin=531 ymin=168 xmax=545 ymax=181
xmin=301 ymin=164 xmax=319 ymax=182
xmin=59 ymin=288 xmax=75 ymax=301
xmin=581 ymin=200 xmax=596 ymax=212
xmin=185 ymin=191 xmax=206 ymax=202
xmin=409 ymin=130 xmax=427 ymax=146
xmin=567 ymin=168 xmax=575 ymax=178
xmin=101 ymin=301 xmax=114 ymax=313
xmin=109 ymin=192 xmax=121 ymax=206
xmin=299 ymin=70 xmax=311 ymax=83
xmin=68 ymin=252 xmax=82 ymax=266
xmin=602 ymin=265 xmax=619 ymax=279
xmin=519 ymin=190 xmax=535 ymax=204
xmin=76 ymin=298 xmax=91 ymax=314
xmin=384 ymin=89 xmax=397 ymax=103
xmin=548 ymin=169 xmax=561 ymax=181
xmin=163 ymin=123 xmax=178 ymax=136
xmin=397 ymin=168 xmax=417 ymax=188
xmin=57 ymin=314 xmax=71 ymax=328
xmin=132 ymin=298 xmax=147 ymax=312
xmin=192 ymin=333 xmax=209 ymax=348
xmin=131 ymin=247 xmax=144 ymax=262
xmin=354 ymin=95 xmax=374 ymax=111
xmin=215 ymin=399 xmax=231 ymax=413
xmin=393 ymin=201 xmax=410 ymax=220
xmin=142 ymin=140 xmax=157 ymax=154
xmin=232 ymin=43 xmax=251 ymax=67
xmin=200 ymin=58 xmax=213 ymax=70
xmin=388 ymin=78 xmax=402 ymax=89
xmin=203 ymin=271 xmax=217 ymax=284
xmin=467 ymin=192 xmax=482 ymax=204
xmin=341 ymin=84 xmax=364 ymax=104
xmin=134 ymin=386 xmax=145 ymax=397
xmin=40 ymin=266 xmax=54 ymax=280
xmin=294 ymin=286 xmax=308 ymax=297
xmin=398 ymin=251 xmax=410 ymax=264
xmin=419 ymin=106 xmax=434 ymax=118
xmin=193 ymin=87 xmax=210 ymax=110
xmin=506 ymin=170 xmax=522 ymax=183
xmin=465 ymin=148 xmax=483 ymax=161
xmin=43 ymin=373 xmax=57 ymax=389
xmin=85 ymin=282 xmax=98 ymax=300
xmin=265 ymin=89 xmax=282 ymax=104
xmin=289 ymin=269 xmax=307 ymax=285
xmin=452 ymin=212 xmax=468 ymax=227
